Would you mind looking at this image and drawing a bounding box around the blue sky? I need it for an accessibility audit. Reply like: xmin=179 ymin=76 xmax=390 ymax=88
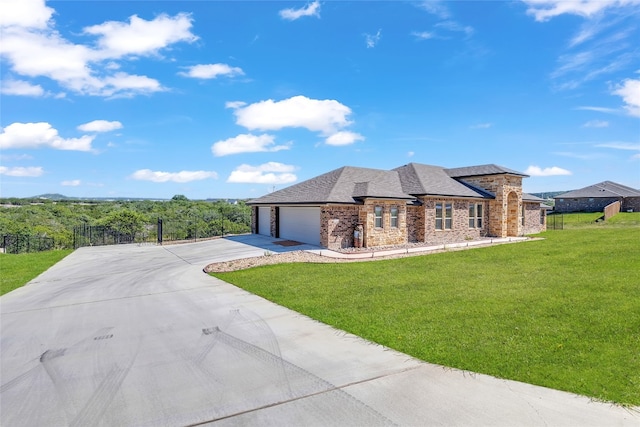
xmin=1 ymin=0 xmax=639 ymax=200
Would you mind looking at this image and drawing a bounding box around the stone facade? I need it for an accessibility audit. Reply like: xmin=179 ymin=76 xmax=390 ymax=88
xmin=250 ymin=172 xmax=547 ymax=249
xmin=522 ymin=202 xmax=546 ymax=235
xmin=359 ymin=200 xmax=407 ymax=248
xmin=321 ymin=205 xmax=360 ymax=250
xmin=461 ymin=175 xmax=523 ymax=237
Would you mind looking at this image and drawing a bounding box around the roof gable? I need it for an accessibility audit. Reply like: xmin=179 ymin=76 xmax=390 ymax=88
xmin=394 ymin=163 xmax=489 ymax=198
xmin=555 ymin=181 xmax=640 ymax=199
xmin=446 ymin=164 xmax=528 ymax=178
xmin=248 ymin=166 xmax=413 ymax=205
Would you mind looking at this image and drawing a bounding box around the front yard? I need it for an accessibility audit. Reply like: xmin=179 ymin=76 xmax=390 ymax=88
xmin=213 ymin=218 xmax=640 ymax=406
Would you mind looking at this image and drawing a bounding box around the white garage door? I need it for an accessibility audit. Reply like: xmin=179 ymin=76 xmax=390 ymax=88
xmin=279 ymin=207 xmax=321 ymax=246
xmin=258 ymin=207 xmax=271 ymax=236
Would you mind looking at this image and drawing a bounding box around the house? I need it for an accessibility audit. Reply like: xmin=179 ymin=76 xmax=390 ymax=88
xmin=553 ymin=181 xmax=640 ymax=213
xmin=247 ymin=163 xmax=548 ymax=249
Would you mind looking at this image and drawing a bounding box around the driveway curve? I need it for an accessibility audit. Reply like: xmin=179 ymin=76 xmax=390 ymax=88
xmin=1 ymin=236 xmax=638 ymax=426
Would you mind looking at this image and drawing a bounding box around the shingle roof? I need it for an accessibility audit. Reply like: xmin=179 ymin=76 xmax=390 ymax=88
xmin=446 ymin=164 xmax=528 ymax=178
xmin=247 ymin=166 xmax=414 ymax=205
xmin=248 ymin=162 xmax=527 ymax=205
xmin=554 ymin=181 xmax=640 ymax=199
xmin=522 ymin=193 xmax=544 ymax=202
xmin=393 ymin=163 xmax=488 ymax=198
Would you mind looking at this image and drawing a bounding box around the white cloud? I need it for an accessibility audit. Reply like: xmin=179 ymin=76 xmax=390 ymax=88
xmin=0 ymin=122 xmax=94 ymax=151
xmin=470 ymin=123 xmax=493 ymax=129
xmin=211 ymin=133 xmax=290 ymax=157
xmin=435 ymin=21 xmax=474 ymax=37
xmin=279 ymin=1 xmax=321 ymax=20
xmin=412 ymin=31 xmax=436 ymax=40
xmin=0 ymin=4 xmax=195 ymax=97
xmin=408 ymin=151 xmax=415 ymax=157
xmin=77 ymin=120 xmax=123 ymax=132
xmin=0 ymin=166 xmax=44 ymax=177
xmin=575 ymin=106 xmax=620 ymax=114
xmin=525 ymin=165 xmax=572 ymax=176
xmin=521 ymin=0 xmax=640 ymax=22
xmin=0 ymin=79 xmax=44 ymax=96
xmin=130 ymin=169 xmax=218 ymax=183
xmin=230 ymin=95 xmax=355 ymax=135
xmin=179 ymin=63 xmax=244 ymax=79
xmin=595 ymin=142 xmax=640 ymax=151
xmin=83 ymin=13 xmax=197 ymax=59
xmin=325 ymin=131 xmax=365 ymax=146
xmin=365 ymin=29 xmax=382 ymax=48
xmin=227 ymin=163 xmax=297 ymax=184
xmin=582 ymin=120 xmax=609 ymax=128
xmin=225 ymin=100 xmax=247 ymax=109
xmin=0 ymin=0 xmax=53 ymax=30
xmin=61 ymin=179 xmax=81 ymax=186
xmin=612 ymin=78 xmax=640 ymax=117
xmin=416 ymin=1 xmax=450 ymax=19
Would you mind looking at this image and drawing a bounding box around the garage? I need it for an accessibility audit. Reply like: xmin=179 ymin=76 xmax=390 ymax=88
xmin=278 ymin=207 xmax=321 ymax=246
xmin=257 ymin=207 xmax=271 ymax=236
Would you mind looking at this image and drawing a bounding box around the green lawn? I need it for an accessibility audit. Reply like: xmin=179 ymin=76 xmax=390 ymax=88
xmin=213 ymin=223 xmax=640 ymax=406
xmin=0 ymin=250 xmax=72 ymax=296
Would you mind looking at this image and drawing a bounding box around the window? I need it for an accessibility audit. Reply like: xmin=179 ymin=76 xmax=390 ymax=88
xmin=436 ymin=203 xmax=452 ymax=230
xmin=469 ymin=203 xmax=482 ymax=228
xmin=374 ymin=206 xmax=383 ymax=228
xmin=390 ymin=207 xmax=398 ymax=228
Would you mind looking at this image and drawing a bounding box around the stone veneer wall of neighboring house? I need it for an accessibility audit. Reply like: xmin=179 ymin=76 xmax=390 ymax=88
xmin=522 ymin=202 xmax=546 ymax=235
xmin=359 ymin=200 xmax=407 ymax=248
xmin=554 ymin=197 xmax=621 ymax=213
xmin=460 ymin=175 xmax=523 ymax=237
xmin=623 ymin=197 xmax=640 ymax=212
xmin=321 ymin=205 xmax=360 ymax=250
xmin=250 ymin=206 xmax=258 ymax=234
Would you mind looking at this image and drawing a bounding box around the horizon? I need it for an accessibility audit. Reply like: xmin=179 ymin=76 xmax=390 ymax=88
xmin=1 ymin=0 xmax=639 ymax=200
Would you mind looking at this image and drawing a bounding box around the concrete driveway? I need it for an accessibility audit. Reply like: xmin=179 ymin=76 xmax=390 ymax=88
xmin=1 ymin=236 xmax=638 ymax=426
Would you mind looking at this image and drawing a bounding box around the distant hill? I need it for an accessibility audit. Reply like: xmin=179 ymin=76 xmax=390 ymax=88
xmin=34 ymin=193 xmax=74 ymax=200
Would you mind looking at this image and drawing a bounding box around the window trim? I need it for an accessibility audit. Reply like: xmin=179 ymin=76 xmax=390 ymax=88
xmin=469 ymin=203 xmax=483 ymax=228
xmin=390 ymin=207 xmax=399 ymax=228
xmin=374 ymin=205 xmax=383 ymax=228
xmin=436 ymin=202 xmax=452 ymax=230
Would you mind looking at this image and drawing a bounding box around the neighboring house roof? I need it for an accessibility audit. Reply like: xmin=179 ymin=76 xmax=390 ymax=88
xmin=393 ymin=163 xmax=488 ymax=198
xmin=554 ymin=181 xmax=640 ymax=199
xmin=248 ymin=163 xmax=527 ymax=205
xmin=446 ymin=164 xmax=528 ymax=178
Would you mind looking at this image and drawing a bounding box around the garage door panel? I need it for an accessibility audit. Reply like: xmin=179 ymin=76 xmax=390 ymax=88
xmin=258 ymin=207 xmax=270 ymax=236
xmin=279 ymin=207 xmax=321 ymax=246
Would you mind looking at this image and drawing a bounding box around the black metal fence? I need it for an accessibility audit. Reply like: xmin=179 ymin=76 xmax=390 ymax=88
xmin=2 ymin=235 xmax=55 ymax=254
xmin=74 ymin=215 xmax=251 ymax=249
xmin=547 ymin=213 xmax=564 ymax=230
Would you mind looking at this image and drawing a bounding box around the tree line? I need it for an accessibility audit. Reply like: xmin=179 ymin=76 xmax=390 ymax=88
xmin=0 ymin=195 xmax=251 ymax=251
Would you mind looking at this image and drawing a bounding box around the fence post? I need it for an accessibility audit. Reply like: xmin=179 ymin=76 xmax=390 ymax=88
xmin=157 ymin=218 xmax=163 ymax=245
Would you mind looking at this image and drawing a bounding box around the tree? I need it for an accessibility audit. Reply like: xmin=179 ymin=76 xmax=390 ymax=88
xmin=97 ymin=210 xmax=149 ymax=242
xmin=171 ymin=194 xmax=189 ymax=202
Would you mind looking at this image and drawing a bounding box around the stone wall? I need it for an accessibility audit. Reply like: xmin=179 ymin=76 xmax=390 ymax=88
xmin=250 ymin=206 xmax=258 ymax=234
xmin=555 ymin=197 xmax=621 ymax=213
xmin=321 ymin=205 xmax=360 ymax=250
xmin=412 ymin=197 xmax=487 ymax=244
xmin=522 ymin=202 xmax=546 ymax=235
xmin=460 ymin=175 xmax=523 ymax=237
xmin=360 ymin=200 xmax=407 ymax=248
xmin=406 ymin=205 xmax=425 ymax=242
xmin=623 ymin=197 xmax=640 ymax=212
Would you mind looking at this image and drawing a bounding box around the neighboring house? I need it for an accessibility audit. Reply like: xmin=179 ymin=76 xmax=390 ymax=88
xmin=553 ymin=181 xmax=640 ymax=213
xmin=247 ymin=163 xmax=548 ymax=249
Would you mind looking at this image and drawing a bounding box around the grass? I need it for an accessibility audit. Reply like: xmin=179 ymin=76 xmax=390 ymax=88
xmin=0 ymin=250 xmax=72 ymax=296
xmin=550 ymin=211 xmax=640 ymax=229
xmin=213 ymin=219 xmax=640 ymax=406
